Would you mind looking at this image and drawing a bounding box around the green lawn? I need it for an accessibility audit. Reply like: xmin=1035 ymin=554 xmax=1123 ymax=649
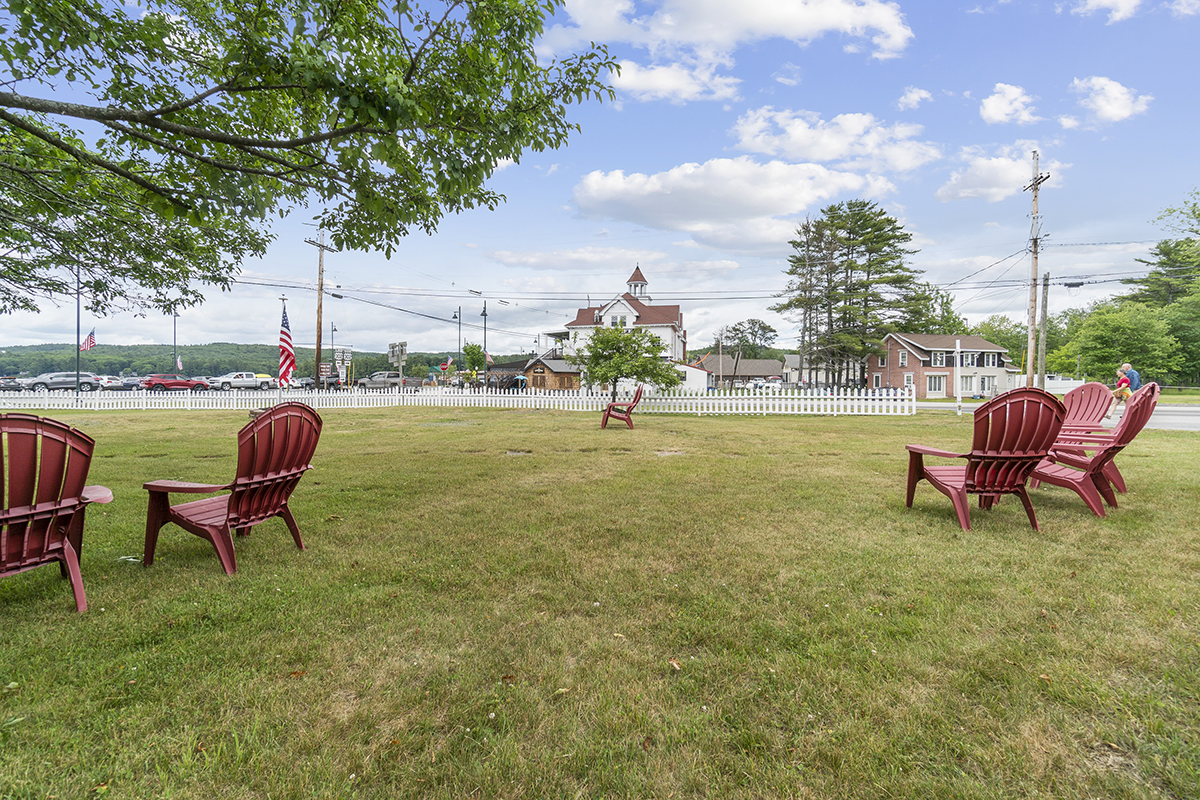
xmin=2 ymin=407 xmax=1198 ymax=799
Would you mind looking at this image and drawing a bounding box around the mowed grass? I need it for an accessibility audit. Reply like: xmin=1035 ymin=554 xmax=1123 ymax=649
xmin=1 ymin=407 xmax=1198 ymax=799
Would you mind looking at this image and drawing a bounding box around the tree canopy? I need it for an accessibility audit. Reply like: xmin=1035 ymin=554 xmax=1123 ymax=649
xmin=0 ymin=0 xmax=615 ymax=314
xmin=566 ymin=326 xmax=682 ymax=402
xmin=716 ymin=319 xmax=778 ymax=359
xmin=1072 ymin=303 xmax=1181 ymax=381
xmin=772 ymin=200 xmax=922 ymax=385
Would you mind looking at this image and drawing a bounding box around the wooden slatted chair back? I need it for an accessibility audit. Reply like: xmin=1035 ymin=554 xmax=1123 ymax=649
xmin=228 ymin=403 xmax=323 ymax=530
xmin=1061 ymin=382 xmax=1113 ymax=430
xmin=1 ymin=413 xmax=112 ymax=611
xmin=964 ymin=388 xmax=1065 ymax=494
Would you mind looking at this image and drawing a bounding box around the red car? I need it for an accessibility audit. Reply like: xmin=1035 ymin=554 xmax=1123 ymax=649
xmin=141 ymin=373 xmax=208 ymax=392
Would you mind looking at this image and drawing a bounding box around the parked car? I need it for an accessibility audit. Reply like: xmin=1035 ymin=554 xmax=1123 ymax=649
xmin=140 ymin=373 xmax=208 ymax=391
xmin=120 ymin=375 xmax=144 ymax=390
xmin=1 ymin=376 xmax=24 ymax=391
xmin=209 ymin=371 xmax=274 ymax=390
xmin=23 ymin=371 xmax=102 ymax=391
xmin=96 ymin=375 xmax=124 ymax=390
xmin=292 ymin=377 xmax=316 ymax=390
xmin=356 ymin=371 xmax=404 ymax=389
xmin=255 ymin=374 xmax=278 ymax=389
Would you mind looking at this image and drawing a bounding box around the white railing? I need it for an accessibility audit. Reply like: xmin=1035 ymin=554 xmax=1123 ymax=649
xmin=0 ymin=386 xmax=916 ymax=416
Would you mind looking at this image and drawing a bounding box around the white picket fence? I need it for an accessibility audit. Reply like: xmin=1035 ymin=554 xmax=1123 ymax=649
xmin=0 ymin=385 xmax=916 ymax=416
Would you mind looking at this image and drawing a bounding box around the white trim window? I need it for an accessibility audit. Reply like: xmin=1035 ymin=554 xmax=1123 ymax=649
xmin=899 ymin=351 xmax=909 ymax=367
xmin=878 ymin=353 xmax=887 ymax=367
xmin=980 ymin=375 xmax=996 ymax=393
xmin=904 ymin=373 xmax=914 ymax=388
xmin=983 ymin=352 xmax=999 ymax=368
xmin=932 ymin=351 xmax=945 ymax=367
xmin=960 ymin=375 xmax=974 ymax=394
xmin=959 ymin=352 xmax=977 ymax=367
xmin=927 ymin=374 xmax=946 ymax=396
xmin=872 ymin=373 xmax=882 ymax=388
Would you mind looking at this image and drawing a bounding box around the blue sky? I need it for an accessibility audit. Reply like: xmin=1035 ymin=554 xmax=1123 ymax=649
xmin=6 ymin=0 xmax=1199 ymax=360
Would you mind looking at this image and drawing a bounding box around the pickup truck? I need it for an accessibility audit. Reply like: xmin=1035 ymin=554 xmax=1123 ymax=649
xmin=356 ymin=371 xmax=404 ymax=389
xmin=209 ymin=371 xmax=275 ymax=390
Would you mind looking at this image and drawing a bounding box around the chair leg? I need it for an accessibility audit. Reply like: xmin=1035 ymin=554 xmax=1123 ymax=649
xmin=948 ymin=488 xmax=972 ymax=530
xmin=209 ymin=525 xmax=238 ymax=575
xmin=143 ymin=491 xmax=171 ymax=567
xmin=1102 ymin=461 xmax=1127 ymax=494
xmin=280 ymin=505 xmax=306 ymax=550
xmin=1014 ymin=488 xmax=1041 ymax=530
xmin=905 ymin=452 xmax=925 ymax=508
xmin=600 ymin=410 xmax=610 ymax=429
xmin=61 ymin=537 xmax=88 ymax=613
xmin=1093 ymin=474 xmax=1119 ymax=510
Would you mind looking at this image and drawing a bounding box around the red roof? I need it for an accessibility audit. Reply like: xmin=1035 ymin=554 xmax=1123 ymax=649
xmin=627 ymin=267 xmax=647 ymax=284
xmin=565 ymin=293 xmax=682 ymax=329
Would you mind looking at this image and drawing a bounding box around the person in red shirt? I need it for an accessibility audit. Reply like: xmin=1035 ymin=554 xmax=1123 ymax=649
xmin=1107 ymin=368 xmax=1132 ymax=418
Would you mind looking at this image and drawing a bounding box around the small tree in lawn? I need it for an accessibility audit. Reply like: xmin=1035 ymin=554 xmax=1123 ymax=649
xmin=462 ymin=343 xmax=486 ymax=373
xmin=567 ymin=327 xmax=682 ymax=402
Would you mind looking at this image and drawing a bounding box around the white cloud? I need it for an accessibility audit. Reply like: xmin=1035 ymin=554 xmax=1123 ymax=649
xmin=936 ymin=142 xmax=1067 ymax=203
xmin=1069 ymin=76 xmax=1152 ymax=124
xmin=979 ymin=83 xmax=1041 ymax=125
xmin=573 ymin=156 xmax=893 ymax=249
xmin=611 ymin=59 xmax=740 ymax=103
xmin=1170 ymin=0 xmax=1200 ymax=14
xmin=542 ymin=0 xmax=914 ymax=105
xmin=546 ymin=0 xmax=914 ymax=58
xmin=773 ymin=62 xmax=803 ymax=87
xmin=489 ymin=246 xmax=667 ymax=272
xmin=1058 ymin=115 xmax=1080 ymax=129
xmin=1070 ymin=0 xmax=1143 ymax=23
xmin=897 ymin=86 xmax=932 ymax=110
xmin=732 ymin=107 xmax=942 ymax=173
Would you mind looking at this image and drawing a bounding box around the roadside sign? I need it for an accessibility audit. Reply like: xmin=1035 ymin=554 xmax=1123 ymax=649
xmin=319 ymin=363 xmax=332 ymax=377
xmin=439 ymin=362 xmax=449 ymax=371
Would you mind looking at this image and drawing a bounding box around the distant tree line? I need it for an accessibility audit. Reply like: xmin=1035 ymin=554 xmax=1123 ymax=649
xmin=0 ymin=343 xmax=539 ymax=382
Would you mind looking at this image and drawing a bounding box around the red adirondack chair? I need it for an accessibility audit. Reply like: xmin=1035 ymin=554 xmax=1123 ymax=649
xmin=143 ymin=403 xmax=322 ymax=575
xmin=1 ymin=413 xmax=113 ymax=612
xmin=1031 ymin=382 xmax=1159 ymax=515
xmin=601 ymin=384 xmax=644 ymax=429
xmin=1059 ymin=382 xmax=1113 ymax=434
xmin=905 ymin=387 xmax=1065 ymax=531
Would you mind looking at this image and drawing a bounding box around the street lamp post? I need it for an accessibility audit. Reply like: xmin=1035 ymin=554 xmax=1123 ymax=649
xmin=331 ymin=323 xmax=337 ymax=386
xmin=452 ymin=306 xmax=462 ymax=381
xmin=172 ymin=312 xmax=179 ymax=372
xmin=480 ymin=301 xmax=488 ymax=353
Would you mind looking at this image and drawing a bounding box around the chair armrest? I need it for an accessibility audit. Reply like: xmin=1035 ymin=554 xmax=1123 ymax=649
xmin=82 ymin=485 xmax=114 ymax=504
xmin=905 ymin=444 xmax=965 ymax=459
xmin=142 ymin=480 xmax=231 ymax=493
xmin=1057 ymin=432 xmax=1116 ymax=444
xmin=1047 ymin=450 xmax=1092 ymax=469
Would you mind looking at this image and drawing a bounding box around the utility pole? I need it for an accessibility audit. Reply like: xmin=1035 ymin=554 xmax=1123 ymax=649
xmin=1023 ymin=150 xmax=1050 ymax=387
xmin=1037 ymin=272 xmax=1049 ymax=390
xmin=305 ymin=228 xmax=338 ymax=381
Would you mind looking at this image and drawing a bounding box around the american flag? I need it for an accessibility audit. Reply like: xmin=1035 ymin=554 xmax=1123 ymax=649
xmin=79 ymin=329 xmax=96 ymax=351
xmin=278 ymin=304 xmax=295 ymax=385
xmin=484 ymin=350 xmax=494 ymax=364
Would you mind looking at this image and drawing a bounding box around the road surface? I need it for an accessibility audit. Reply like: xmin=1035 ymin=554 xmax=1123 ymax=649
xmin=917 ymin=402 xmax=1200 ymax=432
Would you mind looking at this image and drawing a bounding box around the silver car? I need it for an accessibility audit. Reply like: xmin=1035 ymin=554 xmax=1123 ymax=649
xmin=23 ymin=371 xmax=102 ymax=391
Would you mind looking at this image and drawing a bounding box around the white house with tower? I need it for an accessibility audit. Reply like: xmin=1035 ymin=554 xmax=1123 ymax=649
xmin=554 ymin=267 xmax=688 ymax=361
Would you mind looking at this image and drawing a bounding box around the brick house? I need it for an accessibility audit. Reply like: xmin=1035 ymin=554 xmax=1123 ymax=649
xmin=866 ymin=333 xmax=1019 ymax=399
